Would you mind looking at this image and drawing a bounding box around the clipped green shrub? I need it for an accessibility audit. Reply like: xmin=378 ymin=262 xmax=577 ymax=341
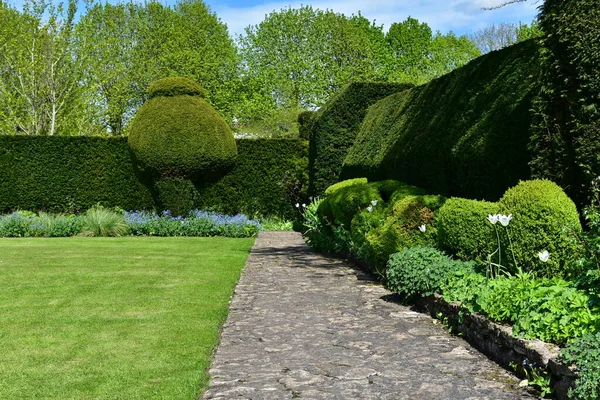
xmin=386 ymin=246 xmax=468 ymax=300
xmin=325 ymin=178 xmax=368 ymax=196
xmin=350 ymin=206 xmax=386 ymax=265
xmin=342 ymin=40 xmax=541 ymax=200
xmin=128 ymin=76 xmax=237 ymax=180
xmin=530 ymin=0 xmax=600 ymax=208
xmin=308 ymin=82 xmax=413 ymax=196
xmin=153 ymin=178 xmax=197 ymax=217
xmin=297 ymin=111 xmax=315 ymax=140
xmin=436 ymin=198 xmax=498 ymax=265
xmin=147 ymin=76 xmax=206 ymax=98
xmin=364 ymin=194 xmax=445 ymax=268
xmin=498 ymin=179 xmax=582 ymax=277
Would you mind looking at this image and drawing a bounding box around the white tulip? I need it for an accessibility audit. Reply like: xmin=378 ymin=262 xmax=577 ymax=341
xmin=295 ymin=203 xmax=300 ymax=208
xmin=538 ymin=250 xmax=550 ymax=263
xmin=371 ymin=200 xmax=378 ymax=207
xmin=367 ymin=206 xmax=373 ymax=213
xmin=498 ymin=214 xmax=513 ymax=227
xmin=419 ymin=224 xmax=427 ymax=233
xmin=487 ymin=214 xmax=499 ymax=225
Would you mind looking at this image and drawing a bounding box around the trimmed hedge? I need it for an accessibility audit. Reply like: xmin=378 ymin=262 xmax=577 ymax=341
xmin=0 ymin=136 xmax=307 ymax=218
xmin=308 ymin=82 xmax=413 ymax=196
xmin=342 ymin=40 xmax=541 ymax=201
xmin=324 ymin=178 xmax=368 ymax=196
xmin=0 ymin=136 xmax=153 ymax=213
xmin=530 ymin=0 xmax=600 ymax=207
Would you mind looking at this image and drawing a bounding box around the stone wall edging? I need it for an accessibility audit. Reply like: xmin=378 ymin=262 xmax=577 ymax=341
xmin=413 ymin=294 xmax=577 ymax=399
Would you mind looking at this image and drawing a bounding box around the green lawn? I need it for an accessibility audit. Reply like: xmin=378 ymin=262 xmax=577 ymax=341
xmin=0 ymin=237 xmax=254 ymax=399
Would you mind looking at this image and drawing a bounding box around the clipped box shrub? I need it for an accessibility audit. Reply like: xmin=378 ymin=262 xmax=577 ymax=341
xmin=363 ymin=194 xmax=445 ymax=269
xmin=386 ymin=246 xmax=470 ymax=300
xmin=308 ymin=82 xmax=413 ymax=196
xmin=436 ymin=197 xmax=499 ymax=265
xmin=297 ymin=111 xmax=315 ymax=140
xmin=324 ymin=178 xmax=368 ymax=196
xmin=498 ymin=179 xmax=582 ymax=277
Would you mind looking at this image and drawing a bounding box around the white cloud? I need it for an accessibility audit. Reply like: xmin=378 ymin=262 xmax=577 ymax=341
xmin=207 ymin=0 xmax=539 ymax=39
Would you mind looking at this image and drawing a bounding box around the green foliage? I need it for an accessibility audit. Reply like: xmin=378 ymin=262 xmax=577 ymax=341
xmin=302 ymin=198 xmax=337 ymax=253
xmin=195 ymin=139 xmax=308 ymax=219
xmin=442 ymin=271 xmax=600 ymax=345
xmin=0 ymin=136 xmax=307 ymax=218
xmin=324 ymin=178 xmax=368 ymax=196
xmin=32 ymin=212 xmax=83 ymax=237
xmin=128 ymin=77 xmax=237 ymax=179
xmin=436 ymin=198 xmax=498 ymax=265
xmin=308 ymin=82 xmax=412 ymax=196
xmin=258 ymin=217 xmax=294 ymax=231
xmin=498 ymin=179 xmax=582 ymax=277
xmin=385 ymin=246 xmax=467 ymax=300
xmin=530 ymin=0 xmax=600 ymax=207
xmin=235 ymin=108 xmax=301 ymax=138
xmin=0 ymin=136 xmax=154 ymax=213
xmin=153 ymin=178 xmax=197 ymax=217
xmin=297 ymin=111 xmax=315 ymax=140
xmin=148 ymin=76 xmax=205 ymax=98
xmin=350 ymin=206 xmax=386 ymax=264
xmin=80 ymin=205 xmax=128 ymax=237
xmin=559 ymin=332 xmax=600 ymax=400
xmin=342 ymin=40 xmax=541 ymax=200
xmin=364 ymin=194 xmax=444 ymax=268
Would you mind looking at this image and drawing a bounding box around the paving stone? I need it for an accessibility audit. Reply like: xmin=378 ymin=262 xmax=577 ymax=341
xmin=203 ymin=232 xmax=533 ymax=399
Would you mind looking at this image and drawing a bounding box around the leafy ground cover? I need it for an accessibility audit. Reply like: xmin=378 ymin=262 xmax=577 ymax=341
xmin=0 ymin=237 xmax=254 ymax=399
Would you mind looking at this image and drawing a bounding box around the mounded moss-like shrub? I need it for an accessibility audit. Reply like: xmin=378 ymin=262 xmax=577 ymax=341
xmin=350 ymin=207 xmax=386 ymax=266
xmin=363 ymin=194 xmax=444 ymax=269
xmin=325 ymin=178 xmax=368 ymax=196
xmin=498 ymin=179 xmax=582 ymax=277
xmin=128 ymin=77 xmax=237 ymax=180
xmin=436 ymin=197 xmax=498 ymax=265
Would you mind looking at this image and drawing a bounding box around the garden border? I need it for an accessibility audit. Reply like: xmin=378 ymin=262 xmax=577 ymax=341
xmin=413 ymin=294 xmax=576 ymax=399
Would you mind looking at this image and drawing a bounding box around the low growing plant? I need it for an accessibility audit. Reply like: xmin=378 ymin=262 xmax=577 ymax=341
xmin=80 ymin=205 xmax=129 ymax=237
xmin=559 ymin=332 xmax=600 ymax=400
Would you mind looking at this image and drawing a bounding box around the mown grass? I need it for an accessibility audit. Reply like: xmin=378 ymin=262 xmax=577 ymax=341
xmin=0 ymin=237 xmax=254 ymax=399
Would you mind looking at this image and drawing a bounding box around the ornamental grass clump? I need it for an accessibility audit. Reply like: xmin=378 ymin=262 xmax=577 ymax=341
xmin=80 ymin=206 xmax=129 ymax=237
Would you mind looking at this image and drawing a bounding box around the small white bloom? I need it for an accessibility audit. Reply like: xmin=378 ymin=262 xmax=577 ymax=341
xmin=371 ymin=200 xmax=378 ymax=207
xmin=498 ymin=214 xmax=513 ymax=227
xmin=302 ymin=203 xmax=306 ymax=208
xmin=487 ymin=214 xmax=499 ymax=225
xmin=295 ymin=203 xmax=300 ymax=208
xmin=419 ymin=224 xmax=427 ymax=233
xmin=367 ymin=206 xmax=373 ymax=213
xmin=538 ymin=250 xmax=550 ymax=263
xmin=309 ymin=196 xmax=313 ymax=201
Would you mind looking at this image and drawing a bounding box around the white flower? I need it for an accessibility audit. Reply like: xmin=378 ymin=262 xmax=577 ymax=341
xmin=309 ymin=196 xmax=313 ymax=201
xmin=419 ymin=224 xmax=427 ymax=233
xmin=487 ymin=214 xmax=499 ymax=225
xmin=498 ymin=214 xmax=513 ymax=227
xmin=295 ymin=203 xmax=300 ymax=208
xmin=367 ymin=206 xmax=373 ymax=213
xmin=538 ymin=250 xmax=550 ymax=263
xmin=302 ymin=203 xmax=306 ymax=208
xmin=371 ymin=200 xmax=378 ymax=207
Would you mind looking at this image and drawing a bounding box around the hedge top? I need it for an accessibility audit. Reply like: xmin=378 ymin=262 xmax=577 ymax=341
xmin=148 ymin=76 xmax=206 ymax=99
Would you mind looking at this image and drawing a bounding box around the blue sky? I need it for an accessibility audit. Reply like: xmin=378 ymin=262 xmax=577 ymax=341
xmin=204 ymin=0 xmax=541 ymax=38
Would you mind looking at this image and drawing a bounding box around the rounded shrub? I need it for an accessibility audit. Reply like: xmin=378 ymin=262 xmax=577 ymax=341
xmin=436 ymin=197 xmax=498 ymax=265
xmin=324 ymin=178 xmax=368 ymax=196
xmin=128 ymin=76 xmax=237 ymax=179
xmin=385 ymin=246 xmax=463 ymax=300
xmin=350 ymin=207 xmax=386 ymax=265
xmin=498 ymin=179 xmax=582 ymax=277
xmin=318 ymin=182 xmax=382 ymax=228
xmin=364 ymin=195 xmax=444 ymax=269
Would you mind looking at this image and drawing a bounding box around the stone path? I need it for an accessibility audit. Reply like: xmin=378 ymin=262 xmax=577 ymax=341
xmin=203 ymin=231 xmax=532 ymax=399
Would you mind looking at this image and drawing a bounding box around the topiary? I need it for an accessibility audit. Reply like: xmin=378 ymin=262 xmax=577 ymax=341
xmin=324 ymin=178 xmax=368 ymax=196
xmin=128 ymin=77 xmax=237 ymax=215
xmin=385 ymin=246 xmax=465 ymax=300
xmin=436 ymin=197 xmax=498 ymax=266
xmin=129 ymin=77 xmax=237 ymax=180
xmin=498 ymin=179 xmax=583 ymax=278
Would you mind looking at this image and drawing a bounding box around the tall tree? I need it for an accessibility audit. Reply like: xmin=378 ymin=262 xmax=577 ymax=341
xmin=468 ymin=22 xmax=542 ymax=54
xmin=238 ymin=6 xmax=387 ymax=113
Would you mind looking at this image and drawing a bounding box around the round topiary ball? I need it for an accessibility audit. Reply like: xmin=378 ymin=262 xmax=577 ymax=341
xmin=128 ymin=77 xmax=237 ymax=179
xmin=498 ymin=179 xmax=582 ymax=278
